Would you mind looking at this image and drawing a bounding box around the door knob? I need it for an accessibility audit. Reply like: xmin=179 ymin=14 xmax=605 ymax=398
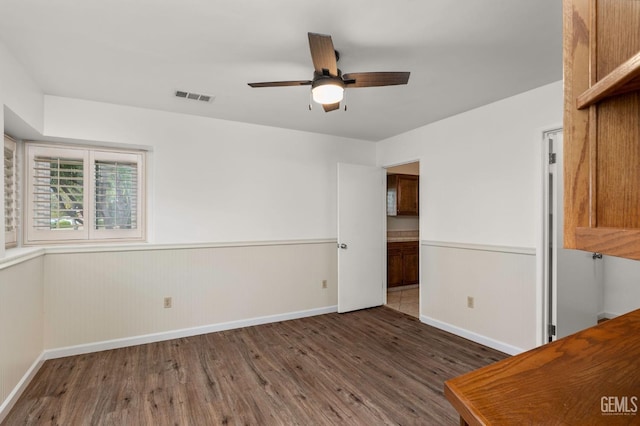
xmin=338 ymin=243 xmax=348 ymax=249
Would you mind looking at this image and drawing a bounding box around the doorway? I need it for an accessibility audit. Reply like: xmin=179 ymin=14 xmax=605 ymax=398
xmin=384 ymin=161 xmax=420 ymax=318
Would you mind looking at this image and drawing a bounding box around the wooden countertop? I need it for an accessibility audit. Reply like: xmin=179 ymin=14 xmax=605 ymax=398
xmin=387 ymin=231 xmax=418 ymax=243
xmin=387 ymin=238 xmax=419 ymax=243
xmin=445 ymin=309 xmax=640 ymax=425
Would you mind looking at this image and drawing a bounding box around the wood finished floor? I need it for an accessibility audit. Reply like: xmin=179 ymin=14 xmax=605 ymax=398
xmin=3 ymin=307 xmax=507 ymax=425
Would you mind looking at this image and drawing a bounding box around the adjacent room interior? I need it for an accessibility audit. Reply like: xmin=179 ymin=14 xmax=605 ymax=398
xmin=385 ymin=162 xmax=420 ymax=318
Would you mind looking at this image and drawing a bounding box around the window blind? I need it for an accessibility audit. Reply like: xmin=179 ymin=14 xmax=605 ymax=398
xmin=32 ymin=156 xmax=84 ymax=231
xmin=94 ymin=160 xmax=138 ymax=230
xmin=4 ymin=137 xmax=17 ymax=246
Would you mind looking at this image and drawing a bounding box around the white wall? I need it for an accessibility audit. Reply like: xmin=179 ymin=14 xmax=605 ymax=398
xmin=0 ymin=40 xmax=45 ymax=257
xmin=0 ymin=42 xmax=44 ymax=136
xmin=602 ymin=256 xmax=640 ymax=317
xmin=377 ymin=81 xmax=564 ymax=352
xmin=43 ymin=96 xmax=375 ymax=244
xmin=378 ymin=81 xmax=562 ymax=248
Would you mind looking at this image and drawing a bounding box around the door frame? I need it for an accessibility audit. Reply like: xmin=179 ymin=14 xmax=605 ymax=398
xmin=535 ymin=125 xmax=563 ymax=346
xmin=540 ymin=127 xmax=562 ymax=343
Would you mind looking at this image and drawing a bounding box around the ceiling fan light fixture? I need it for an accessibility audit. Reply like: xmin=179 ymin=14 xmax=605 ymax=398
xmin=248 ymin=33 xmax=410 ymax=112
xmin=311 ymin=79 xmax=344 ymax=104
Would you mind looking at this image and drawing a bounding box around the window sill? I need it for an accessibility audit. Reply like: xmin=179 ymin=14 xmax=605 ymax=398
xmin=1 ymin=247 xmax=46 ymax=270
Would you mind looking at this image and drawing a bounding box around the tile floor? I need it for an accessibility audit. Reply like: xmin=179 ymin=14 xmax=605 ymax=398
xmin=385 ymin=285 xmax=419 ymax=318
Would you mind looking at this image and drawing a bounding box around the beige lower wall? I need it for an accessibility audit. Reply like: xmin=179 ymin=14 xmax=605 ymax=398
xmin=0 ymin=257 xmax=44 ymax=411
xmin=421 ymin=242 xmax=537 ymax=353
xmin=43 ymin=241 xmax=337 ymax=349
xmin=0 ymin=241 xmax=336 ymax=418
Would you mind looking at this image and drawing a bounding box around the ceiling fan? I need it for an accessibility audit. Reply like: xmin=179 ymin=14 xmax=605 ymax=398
xmin=248 ymin=32 xmax=410 ymax=112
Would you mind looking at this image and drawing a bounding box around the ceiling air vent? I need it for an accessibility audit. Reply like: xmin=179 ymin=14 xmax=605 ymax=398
xmin=175 ymin=90 xmax=214 ymax=103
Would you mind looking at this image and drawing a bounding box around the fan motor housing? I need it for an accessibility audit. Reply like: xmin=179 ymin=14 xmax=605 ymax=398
xmin=312 ymin=71 xmax=345 ymax=90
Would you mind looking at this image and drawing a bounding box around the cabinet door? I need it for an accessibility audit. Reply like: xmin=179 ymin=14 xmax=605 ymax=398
xmin=387 ymin=245 xmax=404 ymax=287
xmin=564 ymin=0 xmax=640 ymax=259
xmin=396 ymin=175 xmax=419 ymax=216
xmin=402 ymin=244 xmax=419 ymax=285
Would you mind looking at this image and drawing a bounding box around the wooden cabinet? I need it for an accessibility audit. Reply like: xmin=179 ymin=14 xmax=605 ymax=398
xmin=402 ymin=243 xmax=419 ymax=285
xmin=387 ymin=174 xmax=419 ymax=216
xmin=387 ymin=245 xmax=404 ymax=287
xmin=387 ymin=241 xmax=419 ymax=288
xmin=564 ymin=0 xmax=640 ymax=260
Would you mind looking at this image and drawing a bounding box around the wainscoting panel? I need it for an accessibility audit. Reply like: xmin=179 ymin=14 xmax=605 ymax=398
xmin=0 ymin=256 xmax=44 ymax=418
xmin=43 ymin=241 xmax=337 ymax=350
xmin=421 ymin=241 xmax=537 ymax=353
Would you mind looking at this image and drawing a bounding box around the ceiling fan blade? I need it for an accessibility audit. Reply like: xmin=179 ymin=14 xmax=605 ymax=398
xmin=343 ymin=72 xmax=410 ymax=88
xmin=308 ymin=33 xmax=338 ymax=76
xmin=322 ymin=102 xmax=340 ymax=112
xmin=248 ymin=80 xmax=312 ymax=88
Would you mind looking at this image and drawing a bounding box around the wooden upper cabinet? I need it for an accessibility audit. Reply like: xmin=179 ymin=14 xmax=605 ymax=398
xmin=564 ymin=0 xmax=640 ymax=260
xmin=387 ymin=174 xmax=419 ymax=216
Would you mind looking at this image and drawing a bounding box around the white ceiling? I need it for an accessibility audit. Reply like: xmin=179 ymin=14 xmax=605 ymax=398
xmin=0 ymin=0 xmax=562 ymax=142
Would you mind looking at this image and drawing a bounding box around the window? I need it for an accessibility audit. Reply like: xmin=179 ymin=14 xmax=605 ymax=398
xmin=4 ymin=135 xmax=17 ymax=248
xmin=25 ymin=143 xmax=145 ymax=244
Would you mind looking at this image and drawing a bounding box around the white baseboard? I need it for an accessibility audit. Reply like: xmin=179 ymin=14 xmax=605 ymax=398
xmin=420 ymin=314 xmax=525 ymax=356
xmin=43 ymin=305 xmax=338 ymax=360
xmin=1 ymin=305 xmax=337 ymax=422
xmin=597 ymin=311 xmax=619 ymax=321
xmin=0 ymin=356 xmax=45 ymax=424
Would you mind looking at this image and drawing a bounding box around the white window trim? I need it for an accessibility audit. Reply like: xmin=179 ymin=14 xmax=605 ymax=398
xmin=24 ymin=142 xmax=146 ymax=245
xmin=4 ymin=135 xmax=18 ymax=248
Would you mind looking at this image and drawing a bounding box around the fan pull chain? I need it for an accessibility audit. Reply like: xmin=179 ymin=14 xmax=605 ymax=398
xmin=308 ymin=91 xmax=313 ymax=110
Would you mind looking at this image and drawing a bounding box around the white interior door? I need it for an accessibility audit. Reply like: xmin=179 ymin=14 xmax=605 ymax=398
xmin=337 ymin=163 xmax=385 ymax=313
xmin=547 ymin=130 xmax=601 ymax=340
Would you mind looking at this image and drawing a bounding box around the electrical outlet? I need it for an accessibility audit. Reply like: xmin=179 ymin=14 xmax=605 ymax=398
xmin=322 ymin=280 xmax=328 ymax=289
xmin=467 ymin=296 xmax=474 ymax=309
xmin=164 ymin=297 xmax=172 ymax=308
